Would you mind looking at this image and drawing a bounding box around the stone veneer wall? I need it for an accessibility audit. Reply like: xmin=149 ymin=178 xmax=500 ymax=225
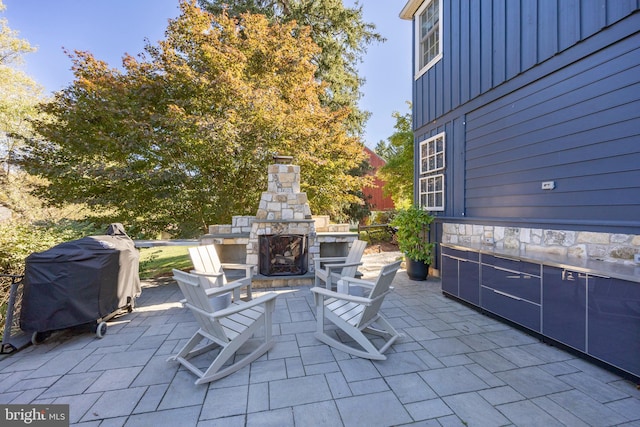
xmin=442 ymin=223 xmax=640 ymax=265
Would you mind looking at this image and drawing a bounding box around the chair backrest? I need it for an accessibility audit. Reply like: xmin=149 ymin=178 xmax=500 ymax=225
xmin=189 ymin=245 xmax=226 ymax=285
xmin=172 ymin=269 xmax=227 ymax=340
xmin=340 ymin=239 xmax=368 ymax=277
xmin=358 ymin=260 xmax=402 ymax=327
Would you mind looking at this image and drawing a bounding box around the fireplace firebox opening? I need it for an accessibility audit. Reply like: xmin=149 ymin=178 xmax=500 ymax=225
xmin=259 ymin=234 xmax=308 ymax=276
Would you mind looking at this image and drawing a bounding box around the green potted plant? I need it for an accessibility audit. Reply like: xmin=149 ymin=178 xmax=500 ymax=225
xmin=391 ymin=205 xmax=435 ymax=280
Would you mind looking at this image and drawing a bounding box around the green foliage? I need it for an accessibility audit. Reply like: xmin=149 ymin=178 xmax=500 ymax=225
xmin=337 ymin=157 xmax=374 ymax=224
xmin=390 ymin=205 xmax=434 ymax=264
xmin=198 ymin=0 xmax=384 ymax=135
xmin=21 ymin=1 xmax=368 ymax=238
xmin=0 ymin=219 xmax=101 ymax=276
xmin=371 ymin=210 xmax=395 ymax=225
xmin=0 ymin=1 xmax=46 ymax=185
xmin=376 ymin=104 xmax=414 ymax=208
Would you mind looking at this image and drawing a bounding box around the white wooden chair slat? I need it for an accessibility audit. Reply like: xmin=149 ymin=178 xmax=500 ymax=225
xmin=311 ymin=260 xmax=402 ymax=360
xmin=314 ymin=240 xmax=367 ymax=290
xmin=167 ymin=269 xmax=277 ymax=384
xmin=189 ymin=245 xmax=254 ymax=300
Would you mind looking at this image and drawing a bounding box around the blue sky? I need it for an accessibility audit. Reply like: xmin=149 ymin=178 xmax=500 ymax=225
xmin=3 ymin=0 xmax=412 ymax=149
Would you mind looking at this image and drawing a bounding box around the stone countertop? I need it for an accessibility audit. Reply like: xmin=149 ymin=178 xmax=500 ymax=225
xmin=442 ymin=242 xmax=640 ymax=283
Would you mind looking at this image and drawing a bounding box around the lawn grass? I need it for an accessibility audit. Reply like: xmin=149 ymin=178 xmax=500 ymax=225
xmin=138 ymin=246 xmax=192 ymax=279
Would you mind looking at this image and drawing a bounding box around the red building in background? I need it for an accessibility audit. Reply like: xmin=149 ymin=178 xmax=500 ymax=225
xmin=363 ymin=146 xmax=395 ymax=211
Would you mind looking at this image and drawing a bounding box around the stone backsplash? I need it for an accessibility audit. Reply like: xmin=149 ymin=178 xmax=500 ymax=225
xmin=442 ymin=223 xmax=640 ymax=265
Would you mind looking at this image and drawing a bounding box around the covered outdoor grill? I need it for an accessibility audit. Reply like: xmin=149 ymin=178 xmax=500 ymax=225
xmin=20 ymin=223 xmax=141 ymax=343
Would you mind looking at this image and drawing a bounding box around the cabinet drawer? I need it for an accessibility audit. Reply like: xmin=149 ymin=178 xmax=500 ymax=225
xmin=482 ymin=264 xmax=541 ymax=303
xmin=481 ymin=286 xmax=541 ymax=332
xmin=482 ymin=254 xmax=540 ymax=276
xmin=442 ymin=246 xmax=479 ymax=262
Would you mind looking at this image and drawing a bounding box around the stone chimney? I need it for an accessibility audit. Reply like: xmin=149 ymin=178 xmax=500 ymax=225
xmin=255 ymin=164 xmax=313 ymax=221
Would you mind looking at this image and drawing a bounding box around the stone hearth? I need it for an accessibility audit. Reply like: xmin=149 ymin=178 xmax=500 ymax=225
xmin=201 ymin=159 xmax=358 ymax=287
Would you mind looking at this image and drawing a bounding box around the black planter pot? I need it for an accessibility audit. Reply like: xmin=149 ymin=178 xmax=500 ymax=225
xmin=406 ymin=258 xmax=429 ymax=281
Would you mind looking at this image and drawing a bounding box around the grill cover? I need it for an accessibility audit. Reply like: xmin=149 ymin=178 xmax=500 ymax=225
xmin=20 ymin=224 xmax=141 ymax=332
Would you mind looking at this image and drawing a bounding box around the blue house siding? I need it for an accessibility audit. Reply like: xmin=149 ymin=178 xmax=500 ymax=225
xmin=410 ymin=2 xmax=640 ymax=235
xmin=414 ymin=0 xmax=640 ymax=129
xmin=465 ymin=30 xmax=640 ymax=222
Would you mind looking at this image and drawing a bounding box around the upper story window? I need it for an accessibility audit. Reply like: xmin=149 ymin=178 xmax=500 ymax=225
xmin=415 ymin=0 xmax=442 ymax=78
xmin=419 ymin=132 xmax=445 ymax=174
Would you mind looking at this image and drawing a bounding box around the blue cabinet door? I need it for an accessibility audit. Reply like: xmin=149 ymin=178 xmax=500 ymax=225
xmin=542 ymin=266 xmax=587 ymax=351
xmin=459 ymin=259 xmax=480 ymax=304
xmin=441 ymin=254 xmax=459 ymax=297
xmin=588 ymin=276 xmax=640 ymax=378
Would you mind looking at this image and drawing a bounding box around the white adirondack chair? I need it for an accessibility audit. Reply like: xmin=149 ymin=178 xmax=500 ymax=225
xmin=311 ymin=260 xmax=402 ymax=360
xmin=189 ymin=244 xmax=254 ymax=300
xmin=168 ymin=269 xmax=278 ymax=385
xmin=314 ymin=239 xmax=367 ymax=290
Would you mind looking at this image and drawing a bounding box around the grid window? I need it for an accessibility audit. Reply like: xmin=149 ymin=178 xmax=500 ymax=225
xmin=416 ymin=0 xmax=442 ymax=76
xmin=420 ymin=174 xmax=444 ymax=211
xmin=420 ymin=132 xmax=445 ymax=175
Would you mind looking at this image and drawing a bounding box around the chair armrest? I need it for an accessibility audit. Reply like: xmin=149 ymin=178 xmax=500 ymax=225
xmin=324 ymin=261 xmax=363 ymax=270
xmin=212 ymin=292 xmax=278 ymax=318
xmin=335 ymin=276 xmax=375 ymax=287
xmin=313 ymin=256 xmax=347 ymax=269
xmin=190 ymin=270 xmax=223 ymax=278
xmin=204 ymin=276 xmax=252 ymax=297
xmin=310 ymin=286 xmax=372 ymax=305
xmin=221 ymin=263 xmax=254 ymax=276
xmin=314 ymin=256 xmax=347 ymax=263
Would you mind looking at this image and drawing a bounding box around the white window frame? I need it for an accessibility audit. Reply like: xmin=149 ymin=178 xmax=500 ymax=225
xmin=418 ymin=132 xmax=445 ymax=211
xmin=419 ymin=174 xmax=445 ymax=212
xmin=419 ymin=132 xmax=445 ymax=175
xmin=414 ymin=0 xmax=443 ymax=79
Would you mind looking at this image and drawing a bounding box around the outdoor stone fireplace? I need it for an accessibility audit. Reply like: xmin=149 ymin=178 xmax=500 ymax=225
xmin=201 ymin=156 xmax=358 ymax=287
xmin=259 ymin=234 xmax=307 ymax=276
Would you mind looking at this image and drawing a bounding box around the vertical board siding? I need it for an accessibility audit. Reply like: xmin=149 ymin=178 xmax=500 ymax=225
xmin=538 ymin=1 xmax=559 ymax=60
xmin=413 ymin=0 xmax=639 ymax=130
xmin=469 ymin=0 xmax=482 ymax=99
xmin=492 ymin=1 xmax=507 ymax=85
xmin=459 ymin=0 xmax=471 ymax=103
xmin=506 ymin=1 xmax=522 ymax=80
xmin=559 ymin=0 xmax=581 ymax=50
xmin=480 ymin=0 xmax=494 ymax=93
xmin=463 ymin=32 xmax=640 ymax=222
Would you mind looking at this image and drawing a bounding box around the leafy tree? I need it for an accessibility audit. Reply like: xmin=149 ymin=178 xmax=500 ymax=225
xmin=0 ymin=0 xmax=43 ymax=182
xmin=198 ymin=0 xmax=383 ymax=135
xmin=21 ymin=1 xmax=367 ymax=238
xmin=0 ymin=1 xmax=59 ymax=224
xmin=338 ymin=157 xmax=373 ymax=224
xmin=376 ymin=104 xmax=413 ymax=208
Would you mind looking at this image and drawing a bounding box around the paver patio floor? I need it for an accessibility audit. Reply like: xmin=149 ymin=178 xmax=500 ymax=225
xmin=1 ymin=253 xmax=639 ymax=426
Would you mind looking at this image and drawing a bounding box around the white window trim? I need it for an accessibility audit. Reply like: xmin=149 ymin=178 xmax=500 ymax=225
xmin=414 ymin=0 xmax=443 ymax=79
xmin=419 ymin=174 xmax=445 ymax=212
xmin=419 ymin=132 xmax=446 ymax=175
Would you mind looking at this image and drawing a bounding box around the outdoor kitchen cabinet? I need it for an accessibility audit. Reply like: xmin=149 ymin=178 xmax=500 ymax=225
xmin=480 ymin=254 xmax=542 ymax=332
xmin=440 ymin=242 xmax=640 ymax=380
xmin=542 ymin=266 xmax=587 ymax=352
xmin=587 ymin=274 xmax=640 ymax=379
xmin=441 ymin=246 xmax=480 ymax=305
xmin=543 ymin=267 xmax=640 ymax=376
